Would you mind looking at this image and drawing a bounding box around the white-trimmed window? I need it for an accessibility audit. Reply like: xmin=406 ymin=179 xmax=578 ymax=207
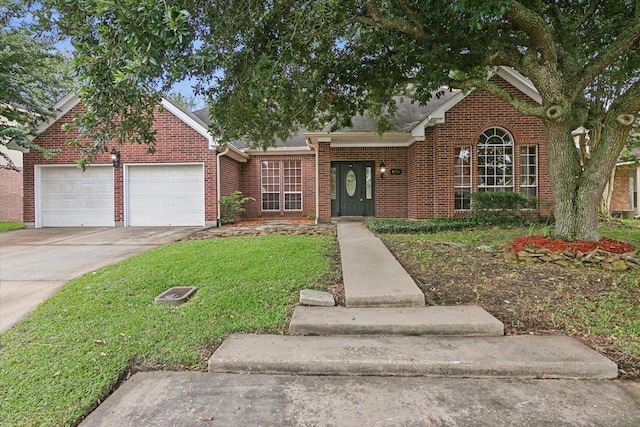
xmin=455 ymin=146 xmax=472 ymax=210
xmin=519 ymin=145 xmax=538 ymax=199
xmin=478 ymin=127 xmax=514 ymax=192
xmin=283 ymin=160 xmax=302 ymax=211
xmin=261 ymin=160 xmax=303 ymax=211
xmin=261 ymin=161 xmax=280 ymax=211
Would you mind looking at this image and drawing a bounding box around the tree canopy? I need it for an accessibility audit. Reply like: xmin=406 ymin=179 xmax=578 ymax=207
xmin=0 ymin=0 xmax=73 ymax=170
xmin=43 ymin=0 xmax=640 ymax=240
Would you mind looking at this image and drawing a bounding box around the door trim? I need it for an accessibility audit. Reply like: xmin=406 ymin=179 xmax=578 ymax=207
xmin=331 ymin=161 xmax=375 ymax=217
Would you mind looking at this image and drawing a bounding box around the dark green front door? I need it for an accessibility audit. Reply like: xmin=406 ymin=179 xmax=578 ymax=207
xmin=331 ymin=161 xmax=375 ymax=217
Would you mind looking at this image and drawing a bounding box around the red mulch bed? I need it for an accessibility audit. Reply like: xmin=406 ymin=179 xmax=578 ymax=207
xmin=509 ymin=235 xmax=635 ymax=254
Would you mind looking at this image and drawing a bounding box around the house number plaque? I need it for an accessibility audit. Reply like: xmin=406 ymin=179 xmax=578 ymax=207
xmin=390 ymin=169 xmax=402 ymax=175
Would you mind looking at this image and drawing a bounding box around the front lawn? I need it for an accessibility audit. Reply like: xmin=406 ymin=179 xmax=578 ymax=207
xmin=373 ymin=219 xmax=640 ymax=379
xmin=0 ymin=222 xmax=24 ymax=232
xmin=0 ymin=234 xmax=338 ymax=426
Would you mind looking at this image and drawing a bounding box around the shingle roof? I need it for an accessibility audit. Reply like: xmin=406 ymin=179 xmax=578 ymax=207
xmin=191 ymin=90 xmax=458 ymax=148
xmin=328 ymin=90 xmax=458 ymax=133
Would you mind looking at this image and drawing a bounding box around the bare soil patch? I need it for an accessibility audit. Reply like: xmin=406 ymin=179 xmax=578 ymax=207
xmin=379 ymin=234 xmax=640 ymax=379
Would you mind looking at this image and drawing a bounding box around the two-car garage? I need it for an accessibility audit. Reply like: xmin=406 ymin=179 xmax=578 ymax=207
xmin=36 ymin=164 xmax=205 ymax=227
xmin=125 ymin=164 xmax=204 ymax=226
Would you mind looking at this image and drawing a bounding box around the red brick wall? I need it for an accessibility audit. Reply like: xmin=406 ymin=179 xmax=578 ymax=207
xmin=611 ymin=167 xmax=631 ymax=212
xmin=217 ymin=155 xmax=244 ymax=222
xmin=219 ymin=156 xmax=243 ymax=199
xmin=316 ymin=143 xmax=408 ymax=221
xmin=0 ymin=168 xmax=23 ymax=221
xmin=429 ymin=78 xmax=550 ymax=218
xmin=24 ymin=103 xmax=218 ymax=225
xmin=239 ymin=153 xmax=316 ymax=219
xmin=316 ymin=75 xmax=550 ymax=221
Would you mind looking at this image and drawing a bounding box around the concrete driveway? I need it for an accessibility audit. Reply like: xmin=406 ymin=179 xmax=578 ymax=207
xmin=0 ymin=227 xmax=198 ymax=333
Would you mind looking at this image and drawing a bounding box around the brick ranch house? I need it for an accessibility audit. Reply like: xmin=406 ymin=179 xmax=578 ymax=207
xmin=24 ymin=66 xmax=554 ymax=228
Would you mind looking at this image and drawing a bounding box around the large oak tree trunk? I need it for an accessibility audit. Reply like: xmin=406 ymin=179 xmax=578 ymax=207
xmin=546 ymin=117 xmax=632 ymax=241
xmin=545 ymin=122 xmax=602 ymax=241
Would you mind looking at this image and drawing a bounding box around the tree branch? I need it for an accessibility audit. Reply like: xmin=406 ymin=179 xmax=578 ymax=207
xmin=610 ymin=78 xmax=640 ymax=118
xmin=358 ymin=0 xmax=425 ymax=40
xmin=574 ymin=20 xmax=640 ymax=95
xmin=575 ymin=0 xmax=601 ymax=30
xmin=398 ymin=0 xmax=423 ymax=33
xmin=586 ymin=78 xmax=640 ymax=180
xmin=503 ymin=0 xmax=558 ymax=65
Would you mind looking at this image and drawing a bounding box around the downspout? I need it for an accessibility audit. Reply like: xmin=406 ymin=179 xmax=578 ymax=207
xmin=306 ymin=137 xmax=319 ymax=224
xmin=636 ymin=166 xmax=640 ymax=217
xmin=216 ymin=145 xmax=230 ymax=227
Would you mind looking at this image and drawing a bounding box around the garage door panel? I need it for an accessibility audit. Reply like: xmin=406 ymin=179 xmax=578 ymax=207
xmin=39 ymin=166 xmax=114 ymax=227
xmin=126 ymin=165 xmax=204 ymax=226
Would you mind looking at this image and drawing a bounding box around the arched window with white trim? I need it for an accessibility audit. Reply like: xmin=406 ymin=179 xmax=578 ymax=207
xmin=477 ymin=127 xmax=514 ymax=192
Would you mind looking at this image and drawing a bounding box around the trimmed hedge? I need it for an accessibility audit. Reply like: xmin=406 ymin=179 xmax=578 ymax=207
xmin=364 ymin=218 xmax=478 ymax=234
xmin=365 ymin=215 xmax=552 ymax=234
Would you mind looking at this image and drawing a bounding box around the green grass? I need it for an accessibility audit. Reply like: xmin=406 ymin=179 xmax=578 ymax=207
xmin=552 ymin=276 xmax=640 ymax=357
xmin=0 ymin=222 xmax=24 ymax=232
xmin=600 ymin=219 xmax=640 ymax=246
xmin=0 ymin=235 xmax=338 ymax=427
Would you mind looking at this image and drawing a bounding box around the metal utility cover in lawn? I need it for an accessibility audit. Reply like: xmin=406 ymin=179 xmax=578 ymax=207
xmin=154 ymin=287 xmax=197 ymax=306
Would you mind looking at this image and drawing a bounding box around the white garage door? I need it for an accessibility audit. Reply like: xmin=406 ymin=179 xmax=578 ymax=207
xmin=126 ymin=164 xmax=204 ymax=226
xmin=39 ymin=166 xmax=114 ymax=227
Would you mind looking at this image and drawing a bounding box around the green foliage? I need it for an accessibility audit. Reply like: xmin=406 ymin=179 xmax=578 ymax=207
xmin=470 ymin=192 xmax=555 ymax=226
xmin=0 ymin=221 xmax=23 ymax=232
xmin=42 ymin=0 xmax=195 ymax=167
xmin=365 ymin=218 xmax=478 ymax=234
xmin=552 ymin=277 xmax=640 ymax=358
xmin=470 ymin=191 xmax=535 ymax=224
xmin=365 ymin=207 xmax=553 ymax=234
xmin=619 ymin=118 xmax=640 ymax=163
xmin=0 ymin=0 xmax=74 ymax=170
xmin=470 ymin=191 xmax=530 ymax=211
xmin=167 ymin=91 xmax=199 ymax=111
xmin=219 ymin=191 xmax=254 ymax=224
xmin=0 ymin=235 xmax=337 ymax=426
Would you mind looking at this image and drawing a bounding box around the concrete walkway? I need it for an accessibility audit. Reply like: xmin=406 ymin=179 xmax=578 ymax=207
xmin=338 ymin=222 xmax=425 ymax=307
xmin=81 ymin=221 xmax=640 ymax=426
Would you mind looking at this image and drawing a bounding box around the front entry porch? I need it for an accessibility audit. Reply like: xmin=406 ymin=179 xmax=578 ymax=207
xmin=331 ymin=161 xmax=375 ymax=217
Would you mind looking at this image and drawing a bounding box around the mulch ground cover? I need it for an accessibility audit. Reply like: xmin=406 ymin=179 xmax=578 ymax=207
xmin=509 ymin=235 xmax=635 ymax=254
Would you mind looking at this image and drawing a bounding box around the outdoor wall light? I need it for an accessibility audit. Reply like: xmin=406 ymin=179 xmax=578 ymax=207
xmin=380 ymin=161 xmax=386 ymax=179
xmin=110 ymin=148 xmax=121 ymax=168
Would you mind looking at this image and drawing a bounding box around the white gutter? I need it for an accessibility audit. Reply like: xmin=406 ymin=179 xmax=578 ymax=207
xmin=216 ymin=146 xmax=230 ymax=227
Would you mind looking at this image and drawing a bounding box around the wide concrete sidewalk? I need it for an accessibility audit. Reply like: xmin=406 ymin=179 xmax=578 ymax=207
xmin=82 ymin=372 xmax=640 ymax=427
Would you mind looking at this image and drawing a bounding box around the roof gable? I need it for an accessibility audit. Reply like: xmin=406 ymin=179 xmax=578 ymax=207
xmin=411 ymin=66 xmax=542 ymax=140
xmin=35 ymin=92 xmax=82 ymax=134
xmin=36 ymin=93 xmax=214 ymax=146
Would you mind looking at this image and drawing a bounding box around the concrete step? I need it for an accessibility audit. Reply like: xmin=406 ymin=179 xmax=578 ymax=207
xmin=209 ymin=334 xmax=618 ymax=379
xmin=288 ymin=305 xmax=504 ymax=336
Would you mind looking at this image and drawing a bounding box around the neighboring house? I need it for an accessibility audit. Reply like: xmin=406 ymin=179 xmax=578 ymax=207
xmin=611 ymin=148 xmax=639 ymax=218
xmin=0 ymin=144 xmax=24 ymax=222
xmin=23 ymin=66 xmax=552 ymax=227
